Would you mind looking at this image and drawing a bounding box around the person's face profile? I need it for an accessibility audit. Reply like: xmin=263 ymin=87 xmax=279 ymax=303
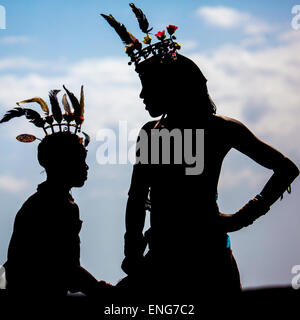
xmin=138 ymin=70 xmax=177 ymax=118
xmin=69 ymin=146 xmax=89 ymax=187
xmin=48 ymin=144 xmax=89 ymax=188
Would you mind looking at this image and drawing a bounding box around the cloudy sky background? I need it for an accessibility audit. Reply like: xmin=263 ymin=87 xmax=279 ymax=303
xmin=0 ymin=0 xmax=300 ymax=289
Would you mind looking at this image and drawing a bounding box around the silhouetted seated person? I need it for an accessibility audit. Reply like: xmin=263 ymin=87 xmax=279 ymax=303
xmin=101 ymin=7 xmax=299 ymax=299
xmin=1 ymin=86 xmax=109 ymax=298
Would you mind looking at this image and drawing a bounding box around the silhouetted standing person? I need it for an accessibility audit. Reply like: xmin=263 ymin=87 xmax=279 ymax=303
xmin=101 ymin=4 xmax=299 ymax=299
xmin=122 ymin=55 xmax=299 ymax=296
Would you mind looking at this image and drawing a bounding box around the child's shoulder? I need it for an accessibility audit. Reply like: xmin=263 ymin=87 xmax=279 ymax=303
xmin=16 ymin=191 xmax=43 ymax=214
xmin=12 ymin=192 xmax=43 ymax=228
xmin=15 ymin=189 xmax=79 ymax=227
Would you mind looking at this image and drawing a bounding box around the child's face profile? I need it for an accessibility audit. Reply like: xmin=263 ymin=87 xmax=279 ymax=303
xmin=63 ymin=145 xmax=89 ymax=188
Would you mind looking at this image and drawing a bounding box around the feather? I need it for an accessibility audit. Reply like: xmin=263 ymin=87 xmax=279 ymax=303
xmin=24 ymin=108 xmax=45 ymax=128
xmin=80 ymin=85 xmax=84 ymax=118
xmin=49 ymin=89 xmax=62 ymax=124
xmin=62 ymin=93 xmax=74 ymax=124
xmin=129 ymin=3 xmax=152 ymax=34
xmin=0 ymin=107 xmax=45 ymax=128
xmin=62 ymin=93 xmax=72 ymax=114
xmin=16 ymin=134 xmax=37 ymax=143
xmin=0 ymin=107 xmax=26 ymax=123
xmin=63 ymin=85 xmax=82 ymax=125
xmin=45 ymin=115 xmax=54 ymax=125
xmin=82 ymin=131 xmax=90 ymax=147
xmin=63 ymin=113 xmax=74 ymax=124
xmin=101 ymin=13 xmax=137 ymax=45
xmin=63 ymin=85 xmax=80 ymax=116
xmin=17 ymin=97 xmax=49 ymax=115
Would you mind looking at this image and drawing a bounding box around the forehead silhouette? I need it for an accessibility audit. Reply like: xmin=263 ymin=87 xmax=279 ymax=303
xmin=38 ymin=132 xmax=86 ymax=169
xmin=136 ymin=54 xmax=207 ymax=85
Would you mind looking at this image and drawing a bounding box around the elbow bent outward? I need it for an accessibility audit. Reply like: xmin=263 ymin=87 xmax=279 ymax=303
xmin=218 ymin=156 xmax=299 ymax=233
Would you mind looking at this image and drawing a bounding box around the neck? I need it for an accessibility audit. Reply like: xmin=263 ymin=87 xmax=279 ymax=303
xmin=165 ymin=106 xmax=211 ymax=128
xmin=165 ymin=113 xmax=204 ymax=128
xmin=45 ymin=177 xmax=72 ymax=192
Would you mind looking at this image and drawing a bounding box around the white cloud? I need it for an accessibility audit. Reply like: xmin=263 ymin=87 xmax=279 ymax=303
xmin=0 ymin=36 xmax=30 ymax=45
xmin=0 ymin=175 xmax=29 ymax=193
xmin=69 ymin=58 xmax=136 ymax=85
xmin=240 ymin=35 xmax=267 ymax=48
xmin=219 ymin=168 xmax=268 ymax=189
xmin=0 ymin=56 xmax=149 ymax=140
xmin=0 ymin=57 xmax=45 ymax=71
xmin=244 ymin=21 xmax=271 ymax=35
xmin=180 ymin=40 xmax=198 ymax=52
xmin=277 ymin=30 xmax=300 ymax=43
xmin=197 ymin=6 xmax=249 ymax=28
xmin=196 ymin=6 xmax=272 ymax=35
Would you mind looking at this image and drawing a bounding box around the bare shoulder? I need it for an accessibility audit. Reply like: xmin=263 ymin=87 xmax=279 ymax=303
xmin=210 ymin=114 xmax=250 ymax=135
xmin=211 ymin=114 xmax=245 ymax=126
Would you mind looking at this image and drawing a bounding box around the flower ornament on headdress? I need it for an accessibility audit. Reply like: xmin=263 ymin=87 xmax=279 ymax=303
xmin=155 ymin=30 xmax=166 ymax=41
xmin=166 ymin=25 xmax=178 ymax=35
xmin=101 ymin=3 xmax=181 ymax=66
xmin=0 ymin=85 xmax=90 ymax=147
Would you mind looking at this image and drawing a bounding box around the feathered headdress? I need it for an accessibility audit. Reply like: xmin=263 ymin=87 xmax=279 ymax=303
xmin=0 ymin=85 xmax=90 ymax=147
xmin=101 ymin=3 xmax=181 ymax=66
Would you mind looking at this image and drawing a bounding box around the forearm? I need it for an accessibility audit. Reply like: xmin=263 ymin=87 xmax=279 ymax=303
xmin=123 ymin=161 xmax=149 ymax=274
xmin=122 ymin=196 xmax=148 ymax=275
xmin=125 ymin=196 xmax=146 ymax=234
xmin=259 ymin=157 xmax=299 ymax=207
xmin=124 ymin=196 xmax=147 ymax=256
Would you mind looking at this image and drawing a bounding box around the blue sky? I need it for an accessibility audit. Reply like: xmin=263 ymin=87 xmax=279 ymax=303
xmin=0 ymin=0 xmax=297 ymax=60
xmin=0 ymin=1 xmax=300 ymax=289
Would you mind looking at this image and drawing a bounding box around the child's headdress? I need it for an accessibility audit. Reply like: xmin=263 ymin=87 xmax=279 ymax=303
xmin=0 ymin=85 xmax=90 ymax=147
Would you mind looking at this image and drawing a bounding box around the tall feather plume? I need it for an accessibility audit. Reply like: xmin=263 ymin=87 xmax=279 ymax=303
xmin=62 ymin=93 xmax=72 ymax=114
xmin=63 ymin=85 xmax=82 ymax=126
xmin=62 ymin=93 xmax=74 ymax=128
xmin=24 ymin=108 xmax=46 ymax=128
xmin=49 ymin=89 xmax=62 ymax=126
xmin=129 ymin=3 xmax=152 ymax=34
xmin=17 ymin=97 xmax=49 ymax=115
xmin=101 ymin=13 xmax=137 ymax=45
xmin=80 ymin=85 xmax=84 ymax=118
xmin=0 ymin=107 xmax=26 ymax=123
xmin=0 ymin=107 xmax=45 ymax=128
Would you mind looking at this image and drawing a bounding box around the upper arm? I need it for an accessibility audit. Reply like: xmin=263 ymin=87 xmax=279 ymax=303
xmin=228 ymin=118 xmax=286 ymax=171
xmin=128 ymin=164 xmax=150 ymax=200
xmin=127 ymin=122 xmax=154 ymax=199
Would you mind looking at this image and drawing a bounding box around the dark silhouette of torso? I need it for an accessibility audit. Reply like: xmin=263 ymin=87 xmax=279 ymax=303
xmin=6 ymin=181 xmax=82 ymax=296
xmin=126 ymin=114 xmax=247 ymax=293
xmin=123 ymin=108 xmax=300 ymax=296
